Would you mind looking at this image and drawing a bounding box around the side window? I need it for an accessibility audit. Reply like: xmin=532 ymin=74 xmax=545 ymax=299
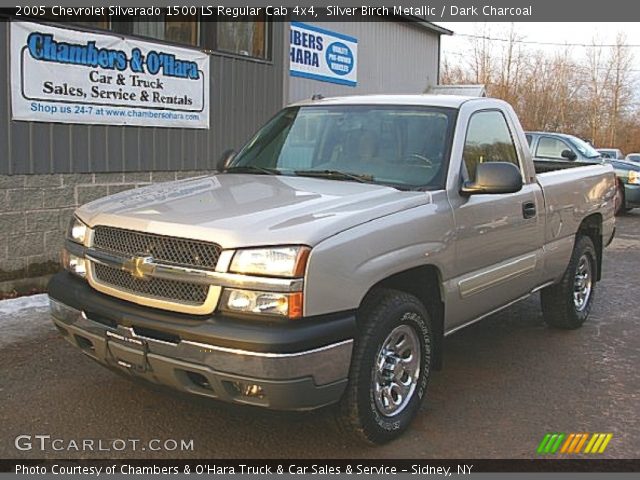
xmin=525 ymin=134 xmax=533 ymax=146
xmin=463 ymin=110 xmax=520 ymax=181
xmin=536 ymin=137 xmax=572 ymax=159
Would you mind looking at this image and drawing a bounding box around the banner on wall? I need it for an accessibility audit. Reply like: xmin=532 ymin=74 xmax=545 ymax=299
xmin=289 ymin=22 xmax=358 ymax=87
xmin=10 ymin=21 xmax=210 ymax=129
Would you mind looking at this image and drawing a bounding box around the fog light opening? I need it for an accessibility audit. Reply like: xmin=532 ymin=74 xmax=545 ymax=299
xmin=184 ymin=371 xmax=213 ymax=391
xmin=230 ymin=381 xmax=265 ymax=399
xmin=73 ymin=334 xmax=94 ymax=352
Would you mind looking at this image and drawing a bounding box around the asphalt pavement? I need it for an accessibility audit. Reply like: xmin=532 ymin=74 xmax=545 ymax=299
xmin=1 ymin=212 xmax=639 ymax=459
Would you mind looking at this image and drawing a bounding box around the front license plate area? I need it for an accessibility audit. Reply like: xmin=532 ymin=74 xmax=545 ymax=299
xmin=106 ymin=330 xmax=148 ymax=373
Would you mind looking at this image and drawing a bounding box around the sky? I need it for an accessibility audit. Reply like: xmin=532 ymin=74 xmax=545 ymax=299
xmin=436 ymin=22 xmax=640 ymax=71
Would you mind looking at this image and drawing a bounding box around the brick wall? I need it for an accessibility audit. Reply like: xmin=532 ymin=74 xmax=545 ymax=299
xmin=0 ymin=170 xmax=211 ymax=294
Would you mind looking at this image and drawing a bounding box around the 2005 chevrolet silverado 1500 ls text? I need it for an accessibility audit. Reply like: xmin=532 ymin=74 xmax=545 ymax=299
xmin=49 ymin=95 xmax=616 ymax=444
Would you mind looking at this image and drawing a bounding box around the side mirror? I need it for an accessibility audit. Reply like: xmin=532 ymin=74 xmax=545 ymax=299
xmin=217 ymin=149 xmax=236 ymax=171
xmin=461 ymin=162 xmax=523 ymax=196
xmin=561 ymin=149 xmax=577 ymax=161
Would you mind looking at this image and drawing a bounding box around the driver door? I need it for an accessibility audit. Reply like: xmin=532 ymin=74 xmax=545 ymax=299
xmin=448 ymin=110 xmax=545 ymax=329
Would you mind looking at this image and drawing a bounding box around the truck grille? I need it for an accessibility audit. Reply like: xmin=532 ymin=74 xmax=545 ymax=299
xmin=93 ymin=263 xmax=209 ymax=305
xmin=90 ymin=226 xmax=221 ymax=309
xmin=93 ymin=226 xmax=222 ymax=270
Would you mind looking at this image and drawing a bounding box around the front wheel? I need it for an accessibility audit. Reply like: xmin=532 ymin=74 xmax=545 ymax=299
xmin=336 ymin=289 xmax=432 ymax=444
xmin=541 ymin=235 xmax=597 ymax=329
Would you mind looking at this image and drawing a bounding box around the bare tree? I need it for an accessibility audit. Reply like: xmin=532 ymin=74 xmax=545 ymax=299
xmin=441 ymin=28 xmax=639 ymax=151
xmin=605 ymin=33 xmax=634 ymax=146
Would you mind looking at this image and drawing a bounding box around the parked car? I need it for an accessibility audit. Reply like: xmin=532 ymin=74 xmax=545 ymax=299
xmin=625 ymin=153 xmax=640 ymax=163
xmin=597 ymin=148 xmax=624 ymax=159
xmin=527 ymin=132 xmax=635 ymax=214
xmin=606 ymin=159 xmax=640 ymax=213
xmin=49 ymin=96 xmax=615 ymax=444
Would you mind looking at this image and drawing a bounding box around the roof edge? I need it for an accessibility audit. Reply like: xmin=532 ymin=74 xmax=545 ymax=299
xmin=400 ymin=17 xmax=453 ymax=35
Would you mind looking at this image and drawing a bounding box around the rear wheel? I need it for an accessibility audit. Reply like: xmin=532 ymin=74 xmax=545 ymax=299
xmin=336 ymin=289 xmax=432 ymax=444
xmin=541 ymin=236 xmax=596 ymax=329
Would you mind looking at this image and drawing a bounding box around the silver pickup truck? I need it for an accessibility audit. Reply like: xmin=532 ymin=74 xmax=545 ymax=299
xmin=49 ymin=95 xmax=616 ymax=444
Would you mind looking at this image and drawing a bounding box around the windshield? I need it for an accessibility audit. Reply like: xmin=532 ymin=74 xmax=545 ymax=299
xmin=569 ymin=136 xmax=601 ymax=158
xmin=228 ymin=105 xmax=456 ymax=189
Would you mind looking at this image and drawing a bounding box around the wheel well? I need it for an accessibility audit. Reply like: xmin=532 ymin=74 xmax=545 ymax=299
xmin=361 ymin=266 xmax=445 ymax=370
xmin=577 ymin=213 xmax=603 ymax=281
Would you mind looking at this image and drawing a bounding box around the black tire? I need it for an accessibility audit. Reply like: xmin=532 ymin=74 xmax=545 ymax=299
xmin=541 ymin=236 xmax=597 ymax=329
xmin=614 ymin=182 xmax=625 ymax=216
xmin=336 ymin=288 xmax=432 ymax=444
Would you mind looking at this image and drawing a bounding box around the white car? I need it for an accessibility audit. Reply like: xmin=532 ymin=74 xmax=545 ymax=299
xmin=625 ymin=153 xmax=640 ymax=163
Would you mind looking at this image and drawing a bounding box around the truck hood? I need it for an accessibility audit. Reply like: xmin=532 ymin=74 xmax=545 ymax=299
xmin=77 ymin=174 xmax=431 ymax=248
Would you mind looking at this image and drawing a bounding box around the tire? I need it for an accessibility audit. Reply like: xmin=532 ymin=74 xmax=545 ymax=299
xmin=614 ymin=182 xmax=625 ymax=215
xmin=336 ymin=288 xmax=432 ymax=444
xmin=541 ymin=236 xmax=597 ymax=329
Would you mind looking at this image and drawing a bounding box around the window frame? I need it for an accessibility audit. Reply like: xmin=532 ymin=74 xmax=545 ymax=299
xmin=461 ymin=109 xmax=525 ymax=183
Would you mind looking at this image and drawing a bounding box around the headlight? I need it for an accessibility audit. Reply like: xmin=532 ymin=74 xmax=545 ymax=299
xmin=629 ymin=171 xmax=640 ymax=185
xmin=61 ymin=249 xmax=87 ymax=278
xmin=230 ymin=246 xmax=310 ymax=277
xmin=67 ymin=216 xmax=88 ymax=245
xmin=220 ymin=289 xmax=303 ymax=319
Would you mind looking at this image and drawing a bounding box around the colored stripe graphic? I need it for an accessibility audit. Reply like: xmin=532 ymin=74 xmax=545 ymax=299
xmin=560 ymin=434 xmax=575 ymax=453
xmin=574 ymin=433 xmax=589 ymax=453
xmin=550 ymin=434 xmax=565 ymax=453
xmin=537 ymin=433 xmax=565 ymax=454
xmin=538 ymin=433 xmax=613 ymax=454
xmin=537 ymin=434 xmax=552 ymax=454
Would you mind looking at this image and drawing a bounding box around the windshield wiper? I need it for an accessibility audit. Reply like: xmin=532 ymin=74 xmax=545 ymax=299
xmin=225 ymin=165 xmax=281 ymax=175
xmin=294 ymin=169 xmax=374 ymax=184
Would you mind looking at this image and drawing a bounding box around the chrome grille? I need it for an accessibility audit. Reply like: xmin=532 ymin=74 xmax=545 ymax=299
xmin=93 ymin=226 xmax=221 ymax=270
xmin=93 ymin=263 xmax=209 ymax=305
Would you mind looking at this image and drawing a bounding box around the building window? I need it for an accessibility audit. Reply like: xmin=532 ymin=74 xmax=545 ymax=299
xmin=215 ymin=18 xmax=268 ymax=59
xmin=36 ymin=13 xmax=270 ymax=59
xmin=71 ymin=19 xmax=110 ymax=30
xmin=115 ymin=15 xmax=199 ymax=47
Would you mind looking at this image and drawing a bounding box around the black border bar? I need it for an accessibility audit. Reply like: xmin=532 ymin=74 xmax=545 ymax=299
xmin=2 ymin=459 xmax=640 ymax=473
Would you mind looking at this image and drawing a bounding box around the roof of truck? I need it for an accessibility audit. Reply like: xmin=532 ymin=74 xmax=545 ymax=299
xmin=290 ymin=94 xmax=488 ymax=109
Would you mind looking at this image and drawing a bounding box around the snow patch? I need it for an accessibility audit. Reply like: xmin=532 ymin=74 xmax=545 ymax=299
xmin=0 ymin=294 xmax=54 ymax=347
xmin=0 ymin=293 xmax=49 ymax=314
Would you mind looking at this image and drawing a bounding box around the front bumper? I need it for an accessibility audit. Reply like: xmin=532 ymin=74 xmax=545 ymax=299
xmin=624 ymin=183 xmax=640 ymax=208
xmin=48 ymin=272 xmax=355 ymax=411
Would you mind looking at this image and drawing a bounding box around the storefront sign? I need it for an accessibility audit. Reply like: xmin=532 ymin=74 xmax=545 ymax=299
xmin=10 ymin=21 xmax=210 ymax=129
xmin=289 ymin=22 xmax=357 ymax=87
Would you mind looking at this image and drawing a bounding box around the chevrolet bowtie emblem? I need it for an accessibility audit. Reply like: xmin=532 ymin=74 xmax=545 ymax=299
xmin=122 ymin=255 xmax=155 ymax=280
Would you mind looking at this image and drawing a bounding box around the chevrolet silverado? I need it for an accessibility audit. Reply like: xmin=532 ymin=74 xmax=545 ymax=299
xmin=49 ymin=95 xmax=616 ymax=444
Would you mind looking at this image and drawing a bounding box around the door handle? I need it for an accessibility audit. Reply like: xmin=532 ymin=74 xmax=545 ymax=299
xmin=522 ymin=201 xmax=537 ymax=219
